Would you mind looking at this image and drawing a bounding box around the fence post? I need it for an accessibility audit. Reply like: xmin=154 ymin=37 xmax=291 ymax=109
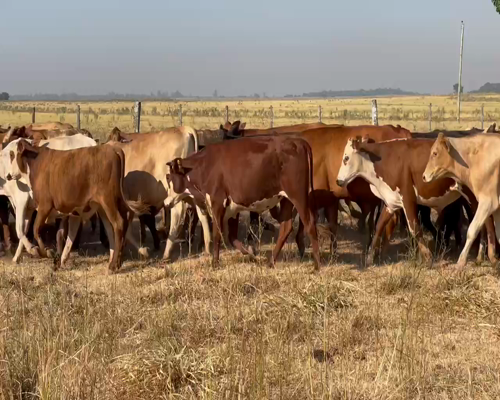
xmin=134 ymin=101 xmax=141 ymax=133
xmin=31 ymin=107 xmax=36 ymax=124
xmin=270 ymin=105 xmax=274 ymax=128
xmin=428 ymin=103 xmax=432 ymax=132
xmin=179 ymin=104 xmax=183 ymax=126
xmin=481 ymin=104 xmax=484 ymax=130
xmin=76 ymin=105 xmax=81 ymax=129
xmin=318 ymin=105 xmax=322 ymax=123
xmin=225 ymin=105 xmax=229 ymax=123
xmin=371 ymin=100 xmax=378 ymax=126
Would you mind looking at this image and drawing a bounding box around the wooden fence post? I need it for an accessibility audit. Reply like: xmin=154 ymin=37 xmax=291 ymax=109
xmin=428 ymin=103 xmax=432 ymax=132
xmin=225 ymin=105 xmax=229 ymax=123
xmin=31 ymin=107 xmax=36 ymax=124
xmin=270 ymin=105 xmax=274 ymax=128
xmin=318 ymin=105 xmax=322 ymax=123
xmin=179 ymin=104 xmax=183 ymax=126
xmin=134 ymin=101 xmax=141 ymax=133
xmin=76 ymin=105 xmax=81 ymax=129
xmin=481 ymin=104 xmax=484 ymax=130
xmin=371 ymin=100 xmax=378 ymax=126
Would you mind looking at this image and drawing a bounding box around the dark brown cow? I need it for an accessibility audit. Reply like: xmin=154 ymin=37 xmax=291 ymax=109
xmin=220 ymin=120 xmax=328 ymax=139
xmin=7 ymin=140 xmax=147 ymax=272
xmin=165 ymin=136 xmax=320 ymax=270
xmin=336 ymin=138 xmax=496 ymax=265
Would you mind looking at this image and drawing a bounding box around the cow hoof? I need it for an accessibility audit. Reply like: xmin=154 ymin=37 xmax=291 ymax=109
xmin=138 ymin=247 xmax=150 ymax=259
xmin=47 ymin=249 xmax=56 ymax=259
xmin=28 ymin=247 xmax=41 ymax=258
xmin=267 ymin=261 xmax=275 ymax=269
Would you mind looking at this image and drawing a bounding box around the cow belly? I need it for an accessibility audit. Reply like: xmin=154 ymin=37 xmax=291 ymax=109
xmin=369 ymin=183 xmax=403 ymax=214
xmin=414 ymin=187 xmax=461 ymax=212
xmin=224 ymin=192 xmax=287 ymax=219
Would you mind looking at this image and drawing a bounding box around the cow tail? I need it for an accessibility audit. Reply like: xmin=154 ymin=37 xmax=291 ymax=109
xmin=305 ymin=141 xmax=316 ymax=212
xmin=183 ymin=126 xmax=199 ymax=153
xmin=115 ymin=148 xmax=150 ymax=215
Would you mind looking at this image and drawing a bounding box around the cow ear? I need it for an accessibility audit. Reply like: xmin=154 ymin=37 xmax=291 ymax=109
xmin=351 ymin=138 xmax=361 ymax=151
xmin=17 ymin=139 xmax=38 ymax=157
xmin=223 ymin=121 xmax=232 ymax=130
xmin=437 ymin=132 xmax=451 ymax=152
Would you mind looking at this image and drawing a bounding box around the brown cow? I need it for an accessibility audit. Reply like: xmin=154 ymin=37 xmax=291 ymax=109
xmin=165 ymin=136 xmax=320 ymax=270
xmin=220 ymin=120 xmax=328 ymax=139
xmin=7 ymin=140 xmax=147 ymax=272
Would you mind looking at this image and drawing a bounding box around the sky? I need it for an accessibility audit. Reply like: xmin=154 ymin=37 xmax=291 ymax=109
xmin=0 ymin=0 xmax=499 ymax=96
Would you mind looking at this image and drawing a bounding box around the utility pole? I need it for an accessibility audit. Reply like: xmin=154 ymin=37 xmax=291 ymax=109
xmin=457 ymin=21 xmax=465 ymax=123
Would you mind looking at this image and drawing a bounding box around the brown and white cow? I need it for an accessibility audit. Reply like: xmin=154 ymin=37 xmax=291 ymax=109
xmin=165 ymin=136 xmax=320 ymax=270
xmin=423 ymin=133 xmax=500 ymax=267
xmin=6 ymin=139 xmax=147 ymax=272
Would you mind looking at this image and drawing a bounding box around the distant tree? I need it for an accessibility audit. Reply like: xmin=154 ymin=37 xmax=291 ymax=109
xmin=171 ymin=90 xmax=184 ymax=98
xmin=253 ymin=93 xmax=260 ymax=98
xmin=493 ymin=0 xmax=500 ymax=14
xmin=453 ymin=83 xmax=464 ymax=94
xmin=0 ymin=92 xmax=9 ymax=101
xmin=213 ymin=89 xmax=218 ymax=98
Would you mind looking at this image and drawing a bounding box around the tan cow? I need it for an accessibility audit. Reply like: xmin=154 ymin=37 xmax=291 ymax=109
xmin=106 ymin=127 xmax=211 ymax=259
xmin=25 ymin=122 xmax=74 ymax=131
xmin=423 ymin=133 xmax=500 ymax=267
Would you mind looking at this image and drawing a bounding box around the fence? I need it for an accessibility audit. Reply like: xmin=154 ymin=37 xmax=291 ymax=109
xmin=0 ymin=99 xmax=497 ymax=142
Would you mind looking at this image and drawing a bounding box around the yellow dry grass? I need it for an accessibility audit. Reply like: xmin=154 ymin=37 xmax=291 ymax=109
xmin=1 ymin=222 xmax=500 ymax=399
xmin=0 ymin=94 xmax=499 ymax=142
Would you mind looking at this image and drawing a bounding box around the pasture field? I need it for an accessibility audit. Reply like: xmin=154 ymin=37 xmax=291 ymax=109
xmin=0 ymin=94 xmax=499 ymax=142
xmin=1 ymin=217 xmax=500 ymax=399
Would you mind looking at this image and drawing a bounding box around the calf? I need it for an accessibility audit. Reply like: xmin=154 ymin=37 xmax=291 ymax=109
xmin=165 ymin=136 xmax=320 ymax=270
xmin=336 ymin=138 xmax=475 ymax=265
xmin=6 ymin=139 xmax=146 ymax=272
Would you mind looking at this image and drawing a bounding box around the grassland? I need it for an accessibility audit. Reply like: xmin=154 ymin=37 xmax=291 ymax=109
xmin=1 ymin=218 xmax=500 ymax=399
xmin=0 ymin=94 xmax=499 ymax=142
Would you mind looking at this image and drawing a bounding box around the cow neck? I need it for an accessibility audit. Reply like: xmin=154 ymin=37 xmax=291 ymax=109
xmin=446 ymin=137 xmax=474 ymax=187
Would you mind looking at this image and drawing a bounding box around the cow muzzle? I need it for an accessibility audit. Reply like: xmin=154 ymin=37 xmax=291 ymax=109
xmin=336 ymin=179 xmax=345 ymax=187
xmin=6 ymin=174 xmax=12 ymax=181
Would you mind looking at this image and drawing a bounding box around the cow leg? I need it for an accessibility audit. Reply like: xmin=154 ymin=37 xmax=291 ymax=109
xmin=490 ymin=210 xmax=500 ymax=264
xmin=13 ymin=207 xmax=36 ymax=263
xmin=59 ymin=216 xmax=81 ymax=269
xmin=401 ymin=197 xmax=432 ymax=262
xmin=139 ymin=217 xmax=147 ymax=248
xmin=99 ymin=203 xmax=127 ymax=273
xmin=270 ymin=200 xmax=294 ymax=268
xmin=228 ymin=214 xmax=256 ymax=259
xmin=99 ymin=214 xmax=110 ymax=249
xmin=324 ymin=198 xmax=339 ymax=255
xmin=90 ymin=213 xmax=97 ymax=233
xmin=484 ymin=217 xmax=497 ymax=263
xmin=210 ymin=203 xmax=225 ymax=268
xmin=366 ymin=206 xmax=395 ymax=267
xmin=0 ymin=200 xmax=12 ymax=255
xmin=163 ymin=201 xmax=187 ymax=260
xmin=195 ymin=205 xmax=211 ymax=256
xmin=293 ymin=200 xmax=320 ymax=271
xmin=33 ymin=205 xmax=53 ymax=259
xmin=457 ymin=200 xmax=493 ymax=268
xmin=140 ymin=213 xmax=160 ymax=250
xmin=56 ymin=217 xmax=68 ymax=256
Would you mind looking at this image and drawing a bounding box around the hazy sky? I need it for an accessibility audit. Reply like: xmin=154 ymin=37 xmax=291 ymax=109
xmin=1 ymin=0 xmax=499 ymax=96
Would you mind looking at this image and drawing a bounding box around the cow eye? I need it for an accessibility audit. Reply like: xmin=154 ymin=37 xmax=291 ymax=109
xmin=432 ymin=151 xmax=437 ymax=157
xmin=343 ymin=156 xmax=349 ymax=164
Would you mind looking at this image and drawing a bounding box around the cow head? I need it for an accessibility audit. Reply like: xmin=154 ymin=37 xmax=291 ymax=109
xmin=5 ymin=139 xmax=39 ymax=181
xmin=422 ymin=133 xmax=452 ymax=183
xmin=165 ymin=158 xmax=193 ymax=207
xmin=219 ymin=120 xmax=245 ymax=140
xmin=106 ymin=127 xmax=130 ymax=143
xmin=336 ymin=136 xmax=375 ymax=187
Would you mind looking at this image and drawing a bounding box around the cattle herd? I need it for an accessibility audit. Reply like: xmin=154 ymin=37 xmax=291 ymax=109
xmin=0 ymin=119 xmax=498 ymax=273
